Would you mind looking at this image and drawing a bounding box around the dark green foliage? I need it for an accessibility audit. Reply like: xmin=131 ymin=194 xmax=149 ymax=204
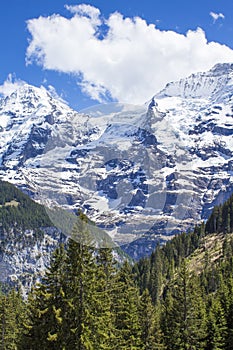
xmin=149 ymin=245 xmax=163 ymax=303
xmin=1 ymin=182 xmax=233 ymax=349
xmin=133 ymin=194 xmax=233 ymax=349
xmin=0 ymin=289 xmax=27 ymax=349
xmin=139 ymin=289 xmax=165 ymax=349
xmin=162 ymin=262 xmax=207 ymax=349
xmin=93 ymin=247 xmax=116 ymax=349
xmin=111 ymin=261 xmax=142 ymax=349
xmin=22 ymin=245 xmax=67 ymax=349
xmin=133 ymin=224 xmax=203 ymax=301
xmin=63 ymin=232 xmax=96 ymax=349
xmin=0 ymin=180 xmax=52 ymax=234
xmin=205 ymin=296 xmax=227 ymax=349
xmin=20 ymin=214 xmax=144 ymax=349
xmin=206 ymin=193 xmax=233 ymax=234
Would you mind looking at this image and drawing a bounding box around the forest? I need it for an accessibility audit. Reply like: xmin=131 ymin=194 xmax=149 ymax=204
xmin=0 ymin=186 xmax=233 ymax=349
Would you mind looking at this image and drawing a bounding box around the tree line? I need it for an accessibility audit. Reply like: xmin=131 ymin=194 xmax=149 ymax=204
xmin=0 ymin=193 xmax=233 ymax=349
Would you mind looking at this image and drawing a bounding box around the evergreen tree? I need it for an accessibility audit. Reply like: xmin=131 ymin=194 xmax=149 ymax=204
xmin=149 ymin=246 xmax=163 ymax=303
xmin=161 ymin=285 xmax=177 ymax=349
xmin=112 ymin=261 xmax=142 ymax=349
xmin=22 ymin=244 xmax=67 ymax=349
xmin=162 ymin=261 xmax=206 ymax=349
xmin=133 ymin=257 xmax=150 ymax=294
xmin=90 ymin=247 xmax=117 ymax=349
xmin=139 ymin=289 xmax=165 ymax=350
xmin=205 ymin=296 xmax=227 ymax=350
xmin=0 ymin=289 xmax=26 ymax=350
xmin=221 ymin=276 xmax=233 ymax=350
xmin=139 ymin=289 xmax=156 ymax=350
xmin=63 ymin=218 xmax=96 ymax=349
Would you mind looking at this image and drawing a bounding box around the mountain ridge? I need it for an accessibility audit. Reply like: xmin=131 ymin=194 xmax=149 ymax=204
xmin=0 ymin=63 xmax=233 ymax=258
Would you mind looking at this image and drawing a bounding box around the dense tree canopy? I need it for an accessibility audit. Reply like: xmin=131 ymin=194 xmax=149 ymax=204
xmin=1 ymin=187 xmax=233 ymax=349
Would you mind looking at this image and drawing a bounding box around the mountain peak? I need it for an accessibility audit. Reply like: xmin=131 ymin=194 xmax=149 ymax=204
xmin=3 ymin=83 xmax=50 ymax=102
xmin=155 ymin=62 xmax=233 ymax=101
xmin=0 ymin=64 xmax=233 ymax=259
xmin=0 ymin=83 xmax=72 ymax=123
xmin=210 ymin=62 xmax=233 ymax=75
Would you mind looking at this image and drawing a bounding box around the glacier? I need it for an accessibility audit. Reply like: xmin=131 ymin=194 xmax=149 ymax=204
xmin=0 ymin=63 xmax=233 ymax=258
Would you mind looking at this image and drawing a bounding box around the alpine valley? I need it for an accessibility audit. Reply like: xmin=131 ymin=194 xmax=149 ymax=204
xmin=0 ymin=62 xmax=233 ymax=262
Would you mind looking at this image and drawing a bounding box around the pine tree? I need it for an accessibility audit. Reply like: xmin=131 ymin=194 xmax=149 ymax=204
xmin=139 ymin=289 xmax=165 ymax=350
xmin=133 ymin=257 xmax=150 ymax=294
xmin=90 ymin=247 xmax=116 ymax=349
xmin=112 ymin=261 xmax=142 ymax=349
xmin=226 ymin=301 xmax=233 ymax=350
xmin=22 ymin=244 xmax=67 ymax=349
xmin=205 ymin=296 xmax=227 ymax=350
xmin=139 ymin=289 xmax=156 ymax=349
xmin=221 ymin=276 xmax=233 ymax=350
xmin=63 ymin=219 xmax=96 ymax=349
xmin=162 ymin=261 xmax=206 ymax=349
xmin=0 ymin=289 xmax=26 ymax=350
xmin=22 ymin=213 xmax=118 ymax=350
xmin=149 ymin=246 xmax=163 ymax=303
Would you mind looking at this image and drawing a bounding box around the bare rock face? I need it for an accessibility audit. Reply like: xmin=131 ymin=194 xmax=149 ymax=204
xmin=0 ymin=63 xmax=233 ymax=259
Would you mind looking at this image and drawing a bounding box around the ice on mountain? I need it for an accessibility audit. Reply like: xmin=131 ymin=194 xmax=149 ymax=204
xmin=0 ymin=64 xmax=233 ymax=258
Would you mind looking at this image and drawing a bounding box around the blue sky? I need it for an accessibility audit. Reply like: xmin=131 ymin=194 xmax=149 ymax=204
xmin=1 ymin=0 xmax=233 ymax=110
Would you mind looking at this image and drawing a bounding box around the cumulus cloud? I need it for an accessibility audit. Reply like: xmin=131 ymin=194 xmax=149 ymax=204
xmin=26 ymin=4 xmax=233 ymax=104
xmin=0 ymin=74 xmax=26 ymax=97
xmin=210 ymin=11 xmax=225 ymax=23
xmin=65 ymin=3 xmax=100 ymax=21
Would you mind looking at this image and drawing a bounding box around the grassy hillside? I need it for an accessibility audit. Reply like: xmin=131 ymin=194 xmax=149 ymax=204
xmin=188 ymin=232 xmax=233 ymax=274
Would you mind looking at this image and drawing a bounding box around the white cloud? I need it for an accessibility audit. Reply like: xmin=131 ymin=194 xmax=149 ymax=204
xmin=65 ymin=4 xmax=100 ymax=20
xmin=210 ymin=11 xmax=225 ymax=23
xmin=26 ymin=5 xmax=233 ymax=104
xmin=0 ymin=74 xmax=26 ymax=97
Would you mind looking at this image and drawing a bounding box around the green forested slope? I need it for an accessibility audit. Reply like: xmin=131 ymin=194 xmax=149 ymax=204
xmin=0 ymin=180 xmax=52 ymax=231
xmin=0 ymin=185 xmax=233 ymax=349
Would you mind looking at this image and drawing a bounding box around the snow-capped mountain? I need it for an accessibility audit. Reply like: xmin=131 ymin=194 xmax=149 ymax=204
xmin=0 ymin=63 xmax=233 ymax=258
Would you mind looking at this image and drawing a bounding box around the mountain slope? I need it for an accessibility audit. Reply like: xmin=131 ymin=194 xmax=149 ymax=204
xmin=134 ymin=191 xmax=233 ymax=302
xmin=0 ymin=180 xmax=130 ymax=292
xmin=0 ymin=180 xmax=65 ymax=293
xmin=0 ymin=63 xmax=233 ymax=258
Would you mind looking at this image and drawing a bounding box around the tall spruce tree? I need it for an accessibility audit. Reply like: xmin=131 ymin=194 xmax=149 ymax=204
xmin=90 ymin=247 xmax=117 ymax=349
xmin=149 ymin=246 xmax=163 ymax=303
xmin=162 ymin=261 xmax=206 ymax=349
xmin=22 ymin=244 xmax=67 ymax=349
xmin=0 ymin=289 xmax=26 ymax=350
xmin=205 ymin=296 xmax=227 ymax=350
xmin=139 ymin=289 xmax=165 ymax=350
xmin=112 ymin=261 xmax=142 ymax=349
xmin=62 ymin=216 xmax=96 ymax=349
